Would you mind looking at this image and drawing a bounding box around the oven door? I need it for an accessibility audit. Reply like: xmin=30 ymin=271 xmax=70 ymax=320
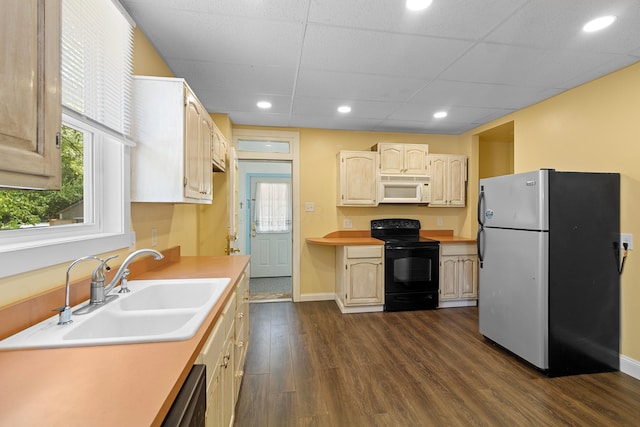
xmin=385 ymin=245 xmax=439 ymax=294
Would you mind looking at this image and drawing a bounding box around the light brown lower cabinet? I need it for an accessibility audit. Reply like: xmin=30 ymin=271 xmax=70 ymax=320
xmin=335 ymin=245 xmax=384 ymax=313
xmin=196 ymin=266 xmax=250 ymax=427
xmin=439 ymin=243 xmax=478 ymax=308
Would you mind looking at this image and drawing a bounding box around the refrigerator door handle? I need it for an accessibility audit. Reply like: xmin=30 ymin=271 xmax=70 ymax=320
xmin=477 ymin=226 xmax=484 ymax=263
xmin=477 ymin=188 xmax=485 ymax=226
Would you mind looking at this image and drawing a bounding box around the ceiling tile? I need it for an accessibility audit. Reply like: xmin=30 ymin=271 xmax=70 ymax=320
xmin=129 ymin=6 xmax=305 ymax=67
xmin=307 ymin=0 xmax=529 ymax=39
xmin=193 ymin=90 xmax=293 ymax=116
xmin=169 ymin=60 xmax=296 ymax=96
xmin=441 ymin=42 xmax=627 ymax=88
xmin=408 ymin=80 xmax=560 ymax=109
xmin=300 ymin=25 xmax=473 ymax=78
xmin=291 ymin=97 xmax=401 ymax=120
xmin=486 ymin=0 xmax=640 ymax=53
xmin=295 ymin=68 xmax=427 ymax=102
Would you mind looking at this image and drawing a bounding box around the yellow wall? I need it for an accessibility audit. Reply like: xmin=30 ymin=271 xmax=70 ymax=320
xmin=199 ymin=113 xmax=233 ymax=256
xmin=461 ymin=61 xmax=640 ymax=361
xmin=478 ymin=121 xmax=514 ymax=179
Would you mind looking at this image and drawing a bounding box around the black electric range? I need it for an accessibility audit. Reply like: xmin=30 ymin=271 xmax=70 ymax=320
xmin=371 ymin=219 xmax=440 ymax=311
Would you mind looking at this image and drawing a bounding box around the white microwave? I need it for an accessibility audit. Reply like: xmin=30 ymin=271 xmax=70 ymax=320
xmin=378 ymin=176 xmax=431 ymax=204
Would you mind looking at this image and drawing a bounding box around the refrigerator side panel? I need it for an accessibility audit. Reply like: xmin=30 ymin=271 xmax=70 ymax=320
xmin=480 ymin=170 xmax=548 ymax=231
xmin=548 ymin=172 xmax=620 ymax=376
xmin=479 ymin=227 xmax=549 ymax=369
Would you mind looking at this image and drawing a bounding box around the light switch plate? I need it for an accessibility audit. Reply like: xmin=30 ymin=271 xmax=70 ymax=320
xmin=621 ymin=233 xmax=633 ymax=250
xmin=305 ymin=202 xmax=315 ymax=212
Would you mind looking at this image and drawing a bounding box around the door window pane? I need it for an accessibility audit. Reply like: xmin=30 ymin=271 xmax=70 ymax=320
xmin=254 ymin=182 xmax=291 ymax=233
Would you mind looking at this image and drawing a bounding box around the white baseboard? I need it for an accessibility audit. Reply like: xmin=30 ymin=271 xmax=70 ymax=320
xmin=621 ymin=355 xmax=640 ymax=380
xmin=439 ymin=299 xmax=477 ymax=308
xmin=298 ymin=293 xmax=334 ymax=302
xmin=334 ymin=296 xmax=383 ymax=314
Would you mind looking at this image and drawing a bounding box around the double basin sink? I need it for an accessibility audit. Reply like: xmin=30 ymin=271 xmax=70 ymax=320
xmin=0 ymin=278 xmax=230 ymax=350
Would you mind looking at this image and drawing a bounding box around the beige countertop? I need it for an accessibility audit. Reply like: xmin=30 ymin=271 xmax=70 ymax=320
xmin=307 ymin=229 xmax=476 ymax=245
xmin=0 ymin=254 xmax=251 ymax=427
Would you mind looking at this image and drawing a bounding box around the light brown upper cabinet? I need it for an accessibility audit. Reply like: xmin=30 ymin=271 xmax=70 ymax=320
xmin=0 ymin=0 xmax=61 ymax=190
xmin=428 ymin=154 xmax=467 ymax=207
xmin=132 ymin=76 xmax=213 ymax=203
xmin=337 ymin=151 xmax=378 ymax=206
xmin=372 ymin=143 xmax=429 ymax=176
xmin=212 ymin=123 xmax=227 ymax=172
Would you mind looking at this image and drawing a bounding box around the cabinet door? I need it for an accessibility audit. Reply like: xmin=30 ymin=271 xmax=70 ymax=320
xmin=428 ymin=155 xmax=448 ymax=206
xmin=184 ymin=90 xmax=203 ymax=199
xmin=439 ymin=255 xmax=459 ymax=300
xmin=378 ymin=144 xmax=404 ymax=174
xmin=403 ymin=145 xmax=428 ymax=175
xmin=0 ymin=0 xmax=61 ymax=190
xmin=458 ymin=256 xmax=478 ymax=298
xmin=221 ymin=334 xmax=235 ymax=427
xmin=200 ymin=114 xmax=213 ymax=198
xmin=346 ymin=258 xmax=383 ymax=304
xmin=212 ymin=124 xmax=227 ymax=172
xmin=206 ymin=361 xmax=223 ymax=427
xmin=448 ymin=155 xmax=467 ymax=207
xmin=337 ymin=151 xmax=377 ymax=206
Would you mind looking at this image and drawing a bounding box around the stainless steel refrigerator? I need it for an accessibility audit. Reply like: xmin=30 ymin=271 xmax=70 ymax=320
xmin=477 ymin=169 xmax=620 ymax=376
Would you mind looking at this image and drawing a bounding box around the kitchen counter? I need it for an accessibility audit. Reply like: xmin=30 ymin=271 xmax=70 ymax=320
xmin=307 ymin=229 xmax=476 ymax=245
xmin=0 ymin=253 xmax=250 ymax=427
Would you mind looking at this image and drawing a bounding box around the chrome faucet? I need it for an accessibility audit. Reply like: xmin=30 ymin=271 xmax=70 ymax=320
xmin=56 ymin=255 xmax=104 ymax=325
xmin=90 ymin=249 xmax=164 ymax=305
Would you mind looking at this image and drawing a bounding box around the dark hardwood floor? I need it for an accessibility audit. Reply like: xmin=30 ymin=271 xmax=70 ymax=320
xmin=234 ymin=301 xmax=640 ymax=426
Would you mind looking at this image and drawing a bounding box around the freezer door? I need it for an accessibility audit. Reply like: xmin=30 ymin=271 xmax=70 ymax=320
xmin=479 ymin=227 xmax=549 ymax=369
xmin=479 ymin=170 xmax=548 ymax=231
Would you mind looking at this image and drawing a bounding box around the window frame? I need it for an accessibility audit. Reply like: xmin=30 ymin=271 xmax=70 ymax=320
xmin=0 ymin=114 xmax=134 ymax=278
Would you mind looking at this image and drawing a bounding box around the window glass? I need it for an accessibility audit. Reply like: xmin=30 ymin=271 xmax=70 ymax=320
xmin=254 ymin=182 xmax=291 ymax=233
xmin=238 ymin=140 xmax=290 ymax=153
xmin=0 ymin=125 xmax=88 ymax=230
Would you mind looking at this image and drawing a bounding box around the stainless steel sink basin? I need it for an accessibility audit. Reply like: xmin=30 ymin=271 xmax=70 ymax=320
xmin=0 ymin=277 xmax=230 ymax=350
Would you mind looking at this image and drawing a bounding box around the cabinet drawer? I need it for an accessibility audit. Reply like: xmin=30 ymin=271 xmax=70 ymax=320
xmin=346 ymin=245 xmax=383 ymax=259
xmin=440 ymin=243 xmax=476 ymax=256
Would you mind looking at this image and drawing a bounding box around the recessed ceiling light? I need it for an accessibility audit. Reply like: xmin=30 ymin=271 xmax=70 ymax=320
xmin=257 ymin=101 xmax=272 ymax=109
xmin=406 ymin=0 xmax=433 ymax=12
xmin=583 ymin=15 xmax=616 ymax=32
xmin=338 ymin=106 xmax=352 ymax=113
xmin=433 ymin=111 xmax=447 ymax=119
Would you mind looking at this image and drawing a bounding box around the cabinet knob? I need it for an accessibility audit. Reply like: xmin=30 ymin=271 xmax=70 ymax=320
xmin=222 ymin=353 xmax=230 ymax=368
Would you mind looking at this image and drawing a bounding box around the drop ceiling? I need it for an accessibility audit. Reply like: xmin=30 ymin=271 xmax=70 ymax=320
xmin=120 ymin=0 xmax=640 ymax=135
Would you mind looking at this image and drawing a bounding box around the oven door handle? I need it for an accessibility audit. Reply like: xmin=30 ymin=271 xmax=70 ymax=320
xmin=388 ymin=246 xmax=439 ymax=251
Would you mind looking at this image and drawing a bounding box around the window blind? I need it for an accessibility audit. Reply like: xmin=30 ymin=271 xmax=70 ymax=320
xmin=61 ymin=0 xmax=133 ymax=140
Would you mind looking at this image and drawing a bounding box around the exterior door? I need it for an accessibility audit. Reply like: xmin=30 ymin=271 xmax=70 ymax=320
xmin=249 ymin=175 xmax=292 ymax=277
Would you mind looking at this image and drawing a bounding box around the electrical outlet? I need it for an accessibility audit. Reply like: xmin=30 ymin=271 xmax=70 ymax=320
xmin=621 ymin=233 xmax=633 ymax=250
xmin=305 ymin=202 xmax=315 ymax=212
xmin=151 ymin=228 xmax=158 ymax=247
xmin=343 ymin=219 xmax=353 ymax=229
xmin=437 ymin=217 xmax=443 ymax=226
